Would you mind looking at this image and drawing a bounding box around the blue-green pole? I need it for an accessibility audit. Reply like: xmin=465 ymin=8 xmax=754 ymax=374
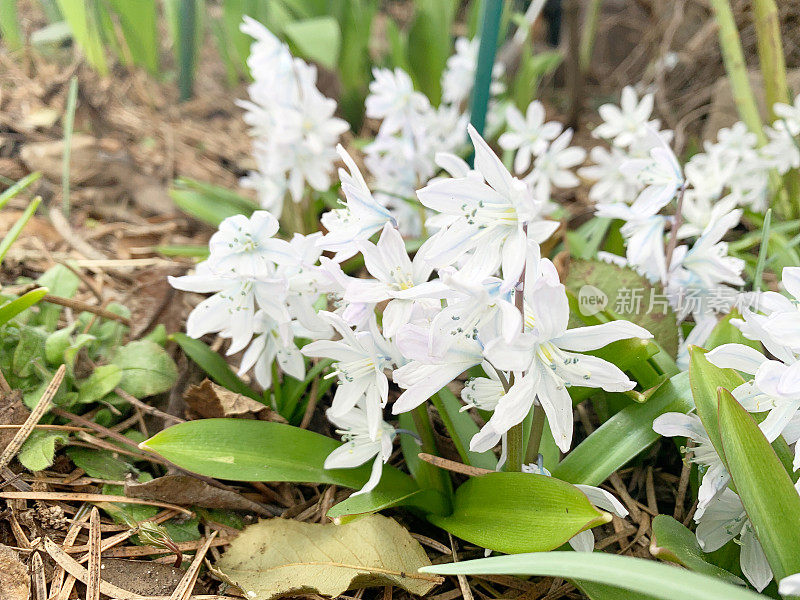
xmin=468 ymin=0 xmax=504 ymax=141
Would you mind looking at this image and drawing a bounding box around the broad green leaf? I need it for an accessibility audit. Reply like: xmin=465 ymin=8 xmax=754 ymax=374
xmin=56 ymin=0 xmax=108 ymax=74
xmin=717 ymin=387 xmax=800 ymax=582
xmin=406 ymin=0 xmax=456 ymax=102
xmin=169 ymin=178 xmax=256 ymax=226
xmin=0 ymin=288 xmax=48 ymax=327
xmin=106 ymin=0 xmax=159 ymax=73
xmin=44 ymin=323 xmax=77 ymax=365
xmin=77 ymin=364 xmax=122 ymax=404
xmin=111 ymin=340 xmax=178 ymax=398
xmin=431 ymin=388 xmax=497 ymax=470
xmin=421 ymin=552 xmax=762 ymax=600
xmin=170 ymin=333 xmax=260 ymax=400
xmin=553 ymin=372 xmax=693 ymax=486
xmin=18 ymin=431 xmax=68 ymax=471
xmin=577 ymin=581 xmax=660 ymax=600
xmin=66 ymin=447 xmax=133 ymax=481
xmin=284 ymin=16 xmax=340 ymax=70
xmin=565 ymin=259 xmax=679 ymax=358
xmin=650 ymin=515 xmax=745 ymax=585
xmin=704 ymin=310 xmax=761 ymax=351
xmin=0 ymin=196 xmax=41 ymax=266
xmin=36 ymin=264 xmax=80 ymax=330
xmin=13 ymin=326 xmax=47 ymax=378
xmin=428 ymin=472 xmax=608 ymax=553
xmin=141 ymin=419 xmax=427 ymax=504
xmin=215 ymin=515 xmax=440 ymax=599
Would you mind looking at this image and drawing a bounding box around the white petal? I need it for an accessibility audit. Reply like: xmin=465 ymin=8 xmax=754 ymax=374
xmin=574 ymin=484 xmax=628 ymax=517
xmin=554 ymin=321 xmax=652 ymax=351
xmin=568 ymin=529 xmax=595 ymax=553
xmin=706 ymin=343 xmax=768 ymax=375
xmin=740 ymin=526 xmax=773 ymax=592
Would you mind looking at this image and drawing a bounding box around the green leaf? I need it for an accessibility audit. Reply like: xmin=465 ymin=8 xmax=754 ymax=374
xmin=0 ymin=287 xmax=48 ymax=327
xmin=428 ymin=472 xmax=609 ymax=553
xmin=141 ymin=419 xmax=433 ymax=508
xmin=169 ymin=178 xmax=256 ymax=226
xmin=420 ymin=552 xmax=763 ymax=600
xmin=13 ymin=326 xmax=47 ymax=378
xmin=565 ymin=259 xmax=679 ymax=358
xmin=0 ymin=196 xmax=41 ymax=266
xmin=704 ymin=310 xmax=761 ymax=351
xmin=284 ymin=16 xmax=341 ymax=70
xmin=105 ymin=0 xmax=159 ymax=73
xmin=56 ymin=0 xmax=108 ymax=74
xmin=0 ymin=172 xmax=41 ymax=209
xmin=650 ymin=515 xmax=745 ymax=585
xmin=18 ymin=430 xmax=68 ymax=471
xmin=66 ymin=447 xmax=133 ymax=481
xmin=327 ymin=488 xmax=447 ymax=523
xmin=717 ymin=387 xmax=800 ymax=582
xmin=553 ymin=372 xmax=693 ymax=486
xmin=111 ymin=340 xmax=178 ymax=398
xmin=431 ymin=388 xmax=497 ymax=470
xmin=44 ymin=323 xmax=77 ymax=365
xmin=77 ymin=364 xmax=122 ymax=404
xmin=170 ymin=333 xmax=259 ymax=400
xmin=35 ymin=265 xmax=80 ymax=330
xmin=0 ymin=0 xmax=23 ymax=49
xmin=406 ymin=0 xmax=457 ymax=102
xmin=688 ymin=347 xmax=743 ymax=462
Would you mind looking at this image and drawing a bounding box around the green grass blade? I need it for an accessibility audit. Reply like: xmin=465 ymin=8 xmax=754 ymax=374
xmin=106 ymin=0 xmax=160 ymax=74
xmin=177 ymin=0 xmax=197 ymax=100
xmin=717 ymin=387 xmax=800 ymax=582
xmin=0 ymin=196 xmax=42 ymax=265
xmin=552 ymin=372 xmax=692 ymax=486
xmin=61 ymin=76 xmax=78 ymax=217
xmin=0 ymin=172 xmax=42 ymax=209
xmin=753 ymin=208 xmax=771 ymax=292
xmin=0 ymin=0 xmax=23 ymax=50
xmin=56 ymin=0 xmax=108 ymax=75
xmin=0 ymin=288 xmax=49 ymax=327
xmin=420 ymin=552 xmax=763 ymax=600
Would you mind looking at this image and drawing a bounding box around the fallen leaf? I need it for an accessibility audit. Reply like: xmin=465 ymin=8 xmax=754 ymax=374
xmin=214 ymin=515 xmax=442 ymax=599
xmin=184 ymin=379 xmax=286 ymax=421
xmin=124 ymin=475 xmax=272 ymax=516
xmin=19 ymin=134 xmax=130 ymax=187
xmin=0 ymin=545 xmax=30 ymax=600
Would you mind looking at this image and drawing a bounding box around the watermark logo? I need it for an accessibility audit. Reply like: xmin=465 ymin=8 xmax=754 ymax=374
xmin=578 ymin=285 xmax=608 ymax=316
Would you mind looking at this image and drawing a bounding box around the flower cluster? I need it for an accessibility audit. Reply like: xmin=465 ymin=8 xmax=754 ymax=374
xmin=654 ymin=266 xmax=800 ymax=591
xmin=580 ymin=86 xmax=752 ymax=364
xmin=237 ymin=17 xmax=349 ymax=217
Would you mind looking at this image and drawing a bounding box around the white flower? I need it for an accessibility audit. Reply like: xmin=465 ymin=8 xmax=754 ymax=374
xmin=238 ymin=312 xmax=305 ymax=388
xmin=478 ymin=244 xmax=651 ymax=452
xmin=344 ymin=223 xmax=444 ymax=337
xmin=522 ymin=462 xmax=628 ymax=552
xmin=302 ymin=312 xmax=396 ymax=439
xmin=694 ymin=488 xmax=772 ymax=591
xmin=579 ymin=146 xmax=640 ymax=205
xmin=774 ymin=96 xmax=800 ymax=136
xmin=653 ymin=412 xmax=730 ymax=516
xmin=442 ymin=37 xmax=504 ymax=106
xmin=168 ymin=261 xmax=288 ymax=355
xmin=319 ymin=145 xmax=396 ymax=260
xmin=208 ymin=211 xmax=294 ymax=278
xmin=762 ymin=125 xmax=800 ymax=174
xmin=417 ymin=124 xmax=558 ymax=282
xmin=762 ymin=267 xmax=800 ymax=354
xmin=499 ymin=101 xmax=563 ymax=174
xmin=525 ymin=128 xmax=586 ymax=202
xmin=780 ymin=573 xmax=800 ymax=597
xmin=392 ymin=322 xmax=487 ymax=415
xmin=365 ymin=68 xmax=429 ymax=136
xmin=619 ymin=127 xmax=683 ymax=216
xmin=461 ymin=374 xmax=505 ymax=412
xmin=594 ymin=86 xmax=656 ymax=148
xmin=324 ymin=405 xmax=396 ymax=496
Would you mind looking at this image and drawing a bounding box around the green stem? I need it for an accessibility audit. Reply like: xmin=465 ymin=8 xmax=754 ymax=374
xmin=468 ymin=0 xmax=503 ymax=141
xmin=709 ymin=0 xmax=766 ymax=145
xmin=579 ymin=0 xmax=603 ymax=74
xmin=524 ymin=404 xmax=546 ymax=464
xmin=411 ymin=404 xmax=452 ymax=497
xmin=178 ymin=0 xmax=196 ymax=102
xmin=61 ymin=76 xmax=79 ymax=217
xmin=506 ymin=422 xmax=524 ymax=472
xmin=752 ymin=0 xmax=790 ymax=122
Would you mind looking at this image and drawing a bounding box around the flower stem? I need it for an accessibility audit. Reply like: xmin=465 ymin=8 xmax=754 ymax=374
xmin=506 ymin=423 xmax=524 ymax=472
xmin=525 ymin=404 xmax=546 ymax=465
xmin=411 ymin=404 xmax=453 ymax=498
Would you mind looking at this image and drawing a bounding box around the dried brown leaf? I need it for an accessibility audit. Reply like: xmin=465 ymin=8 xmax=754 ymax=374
xmin=124 ymin=474 xmax=271 ymax=515
xmin=184 ymin=379 xmax=285 ymax=421
xmin=214 ymin=515 xmax=442 ymax=599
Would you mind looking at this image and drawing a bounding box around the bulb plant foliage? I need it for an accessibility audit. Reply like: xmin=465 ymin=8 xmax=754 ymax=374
xmin=140 ymin=15 xmax=800 ymax=600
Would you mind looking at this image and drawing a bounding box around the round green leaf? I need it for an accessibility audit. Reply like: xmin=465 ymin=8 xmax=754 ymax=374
xmin=111 ymin=340 xmax=178 ymax=398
